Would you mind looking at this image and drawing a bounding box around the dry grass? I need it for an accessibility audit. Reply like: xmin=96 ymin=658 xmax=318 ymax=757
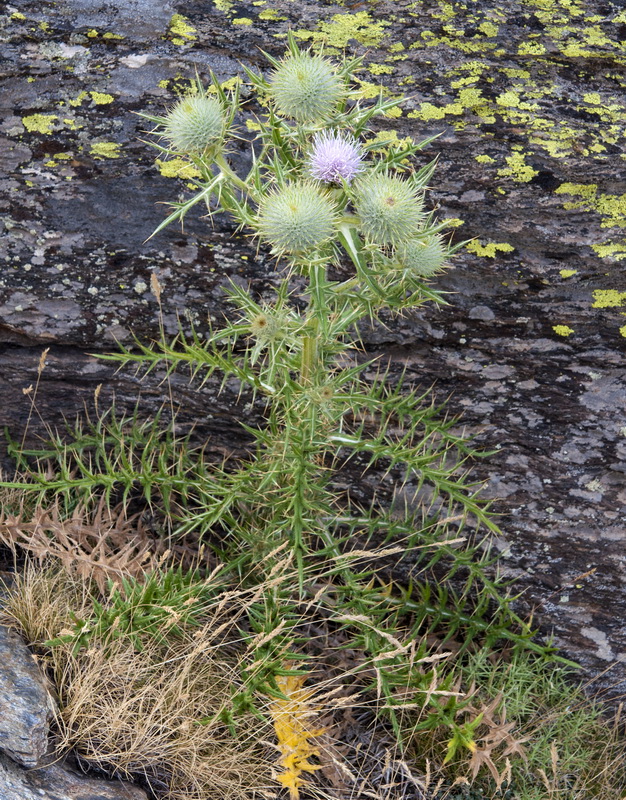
xmin=0 ymin=558 xmax=276 ymax=800
xmin=0 ymin=558 xmax=90 ymax=646
xmin=52 ymin=633 xmax=274 ymax=800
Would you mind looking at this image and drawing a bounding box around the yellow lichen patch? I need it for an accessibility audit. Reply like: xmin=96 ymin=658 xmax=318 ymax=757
xmin=259 ymin=8 xmax=286 ymax=21
xmin=233 ymin=17 xmax=253 ymax=24
xmin=90 ymin=91 xmax=115 ymax=105
xmin=555 ymin=183 xmax=626 ymax=229
xmin=211 ymin=76 xmax=242 ymax=93
xmin=467 ymin=239 xmax=515 ymax=258
xmin=416 ymin=25 xmax=501 ymax=55
xmin=69 ymin=91 xmax=89 ymax=107
xmin=479 ymin=21 xmax=499 ymax=37
xmin=559 ymin=269 xmax=578 ymax=277
xmin=553 ymin=325 xmax=574 ymax=336
xmin=270 ymin=672 xmax=325 ymax=800
xmin=11 ymin=11 xmax=26 ymax=20
xmin=518 ymin=40 xmax=547 ymax=55
xmin=103 ymin=32 xmax=124 ymax=40
xmin=294 ymin=12 xmax=389 ymax=51
xmin=408 ymin=102 xmax=446 ymax=120
xmin=620 ymin=325 xmax=626 ymax=337
xmin=466 ymin=240 xmax=515 ymax=257
xmin=214 ymin=0 xmax=233 ymax=11
xmin=87 ymin=28 xmax=99 ymax=38
xmin=495 ymin=90 xmax=538 ymax=110
xmin=156 ymin=158 xmax=201 ymax=179
xmin=367 ymin=129 xmax=414 ymax=154
xmin=367 ymin=63 xmax=394 ymax=75
xmin=475 ymin=154 xmax=496 ymax=163
xmin=90 ymin=142 xmax=121 ymax=159
xmin=595 ymin=194 xmax=626 ymax=229
xmin=62 ymin=118 xmax=80 ymax=130
xmin=430 ymin=2 xmax=456 ymax=21
xmin=592 ymin=290 xmax=626 ymax=308
xmin=22 ymin=114 xmax=57 ymax=134
xmin=168 ymin=13 xmax=196 ymax=46
xmin=592 ymin=242 xmax=626 ymax=261
xmin=353 ymin=78 xmax=390 ymax=100
xmin=497 ymin=149 xmax=539 ymax=183
xmin=583 ymin=92 xmax=602 ymax=105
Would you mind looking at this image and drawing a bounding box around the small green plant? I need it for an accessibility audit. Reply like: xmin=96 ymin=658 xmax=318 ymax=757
xmin=453 ymin=650 xmax=626 ymax=798
xmin=46 ymin=565 xmax=223 ymax=652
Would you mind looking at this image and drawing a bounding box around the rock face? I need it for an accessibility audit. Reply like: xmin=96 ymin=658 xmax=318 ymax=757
xmin=0 ymin=626 xmax=147 ymax=799
xmin=1 ymin=0 xmax=625 ymax=699
xmin=0 ymin=752 xmax=147 ymax=800
xmin=0 ymin=624 xmax=53 ymax=767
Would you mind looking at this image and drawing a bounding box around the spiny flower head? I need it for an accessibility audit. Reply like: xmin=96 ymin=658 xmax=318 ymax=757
xmin=162 ymin=94 xmax=225 ymax=156
xmin=268 ymin=52 xmax=343 ymax=123
xmin=256 ymin=182 xmax=337 ymax=255
xmin=396 ymin=234 xmax=449 ymax=277
xmin=249 ymin=309 xmax=285 ymax=341
xmin=307 ymin=131 xmax=364 ymax=184
xmin=354 ymin=172 xmax=425 ymax=245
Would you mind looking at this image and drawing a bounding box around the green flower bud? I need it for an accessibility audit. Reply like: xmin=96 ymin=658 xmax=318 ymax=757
xmin=268 ymin=52 xmax=343 ymax=123
xmin=396 ymin=234 xmax=449 ymax=277
xmin=354 ymin=173 xmax=424 ymax=245
xmin=250 ymin=311 xmax=281 ymax=340
xmin=162 ymin=95 xmax=225 ymax=156
xmin=257 ymin=182 xmax=337 ymax=255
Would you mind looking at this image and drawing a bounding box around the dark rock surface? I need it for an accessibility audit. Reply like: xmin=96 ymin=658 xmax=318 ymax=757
xmin=0 ymin=622 xmax=148 ymax=799
xmin=1 ymin=0 xmax=625 ymax=700
xmin=0 ymin=624 xmax=54 ymax=767
xmin=0 ymin=750 xmax=147 ymax=800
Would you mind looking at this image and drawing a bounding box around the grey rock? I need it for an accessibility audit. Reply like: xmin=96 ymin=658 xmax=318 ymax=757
xmin=0 ymin=751 xmax=147 ymax=800
xmin=0 ymin=625 xmax=54 ymax=768
xmin=468 ymin=305 xmax=495 ymax=322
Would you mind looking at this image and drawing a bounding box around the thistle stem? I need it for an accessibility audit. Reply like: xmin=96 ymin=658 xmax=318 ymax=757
xmin=299 ymin=260 xmax=329 ymax=385
xmin=215 ymin=154 xmax=256 ymax=198
xmin=300 ymin=333 xmax=317 ymax=384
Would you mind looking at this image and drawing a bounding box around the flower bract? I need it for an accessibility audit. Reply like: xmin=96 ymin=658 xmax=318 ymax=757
xmin=354 ymin=172 xmax=425 ymax=245
xmin=162 ymin=95 xmax=225 ymax=156
xmin=268 ymin=53 xmax=343 ymax=123
xmin=257 ymin=182 xmax=337 ymax=254
xmin=307 ymin=131 xmax=363 ymax=184
xmin=396 ymin=234 xmax=449 ymax=276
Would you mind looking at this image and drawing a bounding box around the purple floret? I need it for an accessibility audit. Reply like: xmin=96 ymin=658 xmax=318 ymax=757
xmin=308 ymin=131 xmax=363 ymax=184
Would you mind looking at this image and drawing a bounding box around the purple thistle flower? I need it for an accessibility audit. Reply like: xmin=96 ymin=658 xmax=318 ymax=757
xmin=307 ymin=131 xmax=364 ymax=184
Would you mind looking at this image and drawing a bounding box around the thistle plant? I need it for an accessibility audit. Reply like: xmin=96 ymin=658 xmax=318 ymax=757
xmin=117 ymin=34 xmax=475 ymax=573
xmin=1 ymin=33 xmax=561 ymax=787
